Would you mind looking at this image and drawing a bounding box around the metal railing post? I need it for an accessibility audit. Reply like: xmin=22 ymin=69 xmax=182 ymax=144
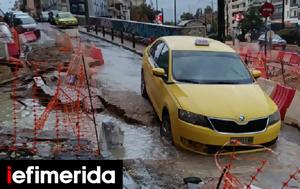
xmin=132 ymin=33 xmax=136 ymax=49
xmin=121 ymin=31 xmax=124 ymax=44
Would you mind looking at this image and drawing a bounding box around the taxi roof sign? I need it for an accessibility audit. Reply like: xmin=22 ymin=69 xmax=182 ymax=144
xmin=195 ymin=38 xmax=209 ymax=46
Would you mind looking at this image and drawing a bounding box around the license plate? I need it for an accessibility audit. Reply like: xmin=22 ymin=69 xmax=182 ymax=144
xmin=230 ymin=137 xmax=253 ymax=145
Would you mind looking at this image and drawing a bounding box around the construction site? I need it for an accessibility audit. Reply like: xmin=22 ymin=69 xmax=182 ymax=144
xmin=0 ymin=18 xmax=300 ymax=189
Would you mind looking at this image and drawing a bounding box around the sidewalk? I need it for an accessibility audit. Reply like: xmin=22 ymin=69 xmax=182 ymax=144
xmin=78 ymin=27 xmax=146 ymax=56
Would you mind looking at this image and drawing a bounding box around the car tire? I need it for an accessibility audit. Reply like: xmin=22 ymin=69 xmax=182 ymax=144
xmin=160 ymin=112 xmax=174 ymax=144
xmin=141 ymin=71 xmax=148 ymax=98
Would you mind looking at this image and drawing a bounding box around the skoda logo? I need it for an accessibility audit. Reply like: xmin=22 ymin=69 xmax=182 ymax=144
xmin=239 ymin=115 xmax=245 ymax=122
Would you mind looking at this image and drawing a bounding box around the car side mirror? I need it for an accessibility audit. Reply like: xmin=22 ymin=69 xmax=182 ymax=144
xmin=152 ymin=68 xmax=165 ymax=78
xmin=251 ymin=70 xmax=261 ymax=79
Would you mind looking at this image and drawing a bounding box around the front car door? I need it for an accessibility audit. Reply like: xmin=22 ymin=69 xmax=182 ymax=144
xmin=144 ymin=41 xmax=164 ymax=111
xmin=151 ymin=44 xmax=170 ymax=116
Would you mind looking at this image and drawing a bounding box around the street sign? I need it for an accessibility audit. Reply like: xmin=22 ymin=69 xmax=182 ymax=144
xmin=259 ymin=2 xmax=275 ymax=18
xmin=234 ymin=13 xmax=244 ymax=22
xmin=155 ymin=13 xmax=163 ymax=25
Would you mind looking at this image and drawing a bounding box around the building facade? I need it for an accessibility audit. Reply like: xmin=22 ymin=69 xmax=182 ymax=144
xmin=108 ymin=0 xmax=131 ymax=19
xmin=226 ymin=0 xmax=299 ymax=33
xmin=131 ymin=0 xmax=145 ymax=7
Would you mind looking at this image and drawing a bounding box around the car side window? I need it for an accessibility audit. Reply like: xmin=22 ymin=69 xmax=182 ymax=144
xmin=157 ymin=45 xmax=169 ymax=73
xmin=150 ymin=42 xmax=164 ymax=62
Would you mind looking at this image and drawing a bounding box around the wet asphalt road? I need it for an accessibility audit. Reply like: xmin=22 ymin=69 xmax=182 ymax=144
xmin=78 ymin=33 xmax=300 ymax=188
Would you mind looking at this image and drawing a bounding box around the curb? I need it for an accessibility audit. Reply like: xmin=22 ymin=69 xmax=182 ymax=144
xmin=79 ymin=30 xmax=143 ymax=57
xmin=257 ymin=78 xmax=300 ymax=128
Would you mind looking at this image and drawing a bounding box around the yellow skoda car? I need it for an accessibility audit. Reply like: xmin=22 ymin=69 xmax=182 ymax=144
xmin=141 ymin=36 xmax=281 ymax=154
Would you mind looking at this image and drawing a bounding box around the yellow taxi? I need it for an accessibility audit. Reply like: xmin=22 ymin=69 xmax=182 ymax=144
xmin=141 ymin=36 xmax=281 ymax=154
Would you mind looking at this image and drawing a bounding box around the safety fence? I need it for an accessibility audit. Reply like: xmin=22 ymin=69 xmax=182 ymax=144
xmin=211 ymin=140 xmax=300 ymax=189
xmin=1 ymin=31 xmax=105 ymax=158
xmin=237 ymin=47 xmax=300 ymax=89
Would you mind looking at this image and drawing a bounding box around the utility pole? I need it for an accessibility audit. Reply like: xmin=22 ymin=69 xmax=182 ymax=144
xmin=211 ymin=0 xmax=214 ymax=31
xmin=174 ymin=0 xmax=177 ymax=26
xmin=226 ymin=2 xmax=229 ymax=36
xmin=84 ymin=0 xmax=89 ymax=25
xmin=217 ymin=0 xmax=225 ymax=42
xmin=161 ymin=8 xmax=164 ymax=24
xmin=156 ymin=0 xmax=158 ymax=11
xmin=282 ymin=0 xmax=285 ymax=29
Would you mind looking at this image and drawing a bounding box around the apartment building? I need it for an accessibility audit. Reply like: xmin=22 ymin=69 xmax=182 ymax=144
xmin=131 ymin=0 xmax=145 ymax=7
xmin=286 ymin=0 xmax=299 ymax=26
xmin=108 ymin=0 xmax=131 ymax=19
xmin=226 ymin=0 xmax=299 ymax=33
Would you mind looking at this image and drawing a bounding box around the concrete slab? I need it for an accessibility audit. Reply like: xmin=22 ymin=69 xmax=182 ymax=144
xmin=285 ymin=91 xmax=300 ymax=127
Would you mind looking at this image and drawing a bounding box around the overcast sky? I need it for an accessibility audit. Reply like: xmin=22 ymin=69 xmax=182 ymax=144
xmin=0 ymin=0 xmax=16 ymax=12
xmin=146 ymin=0 xmax=216 ymax=22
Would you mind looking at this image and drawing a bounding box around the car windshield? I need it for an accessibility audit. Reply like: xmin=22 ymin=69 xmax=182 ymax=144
xmin=14 ymin=13 xmax=28 ymax=17
xmin=58 ymin=13 xmax=73 ymax=18
xmin=172 ymin=51 xmax=253 ymax=84
xmin=15 ymin=17 xmax=35 ymax=25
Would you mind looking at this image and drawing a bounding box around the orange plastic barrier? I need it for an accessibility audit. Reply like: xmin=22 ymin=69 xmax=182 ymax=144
xmin=271 ymin=84 xmax=296 ymax=120
xmin=7 ymin=42 xmax=20 ymax=58
xmin=90 ymin=46 xmax=104 ymax=65
xmin=288 ymin=54 xmax=299 ymax=66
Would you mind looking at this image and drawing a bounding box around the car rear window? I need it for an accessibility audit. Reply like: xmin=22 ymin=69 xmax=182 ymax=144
xmin=58 ymin=13 xmax=73 ymax=18
xmin=15 ymin=17 xmax=35 ymax=25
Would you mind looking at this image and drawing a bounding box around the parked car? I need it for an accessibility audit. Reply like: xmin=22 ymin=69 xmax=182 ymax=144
xmin=4 ymin=11 xmax=29 ymax=25
xmin=141 ymin=36 xmax=281 ymax=154
xmin=0 ymin=22 xmax=20 ymax=58
xmin=258 ymin=34 xmax=287 ymax=50
xmin=39 ymin=11 xmax=49 ymax=22
xmin=0 ymin=9 xmax=5 ymax=22
xmin=54 ymin=12 xmax=78 ymax=26
xmin=13 ymin=15 xmax=38 ymax=33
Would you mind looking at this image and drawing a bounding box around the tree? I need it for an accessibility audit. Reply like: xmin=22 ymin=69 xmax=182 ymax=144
xmin=180 ymin=12 xmax=194 ymax=21
xmin=131 ymin=4 xmax=156 ymax=22
xmin=204 ymin=5 xmax=213 ymax=15
xmin=240 ymin=7 xmax=263 ymax=34
xmin=194 ymin=8 xmax=202 ymax=19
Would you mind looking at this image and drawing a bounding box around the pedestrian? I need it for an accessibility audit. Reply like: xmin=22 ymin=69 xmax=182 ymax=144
xmin=245 ymin=31 xmax=251 ymax=43
xmin=48 ymin=11 xmax=54 ymax=24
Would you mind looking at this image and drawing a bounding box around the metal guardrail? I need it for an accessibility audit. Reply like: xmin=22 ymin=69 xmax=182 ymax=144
xmin=76 ymin=15 xmax=206 ymax=39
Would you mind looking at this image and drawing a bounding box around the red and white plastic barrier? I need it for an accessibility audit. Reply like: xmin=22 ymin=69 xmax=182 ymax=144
xmin=20 ymin=31 xmax=38 ymax=43
xmin=271 ymin=84 xmax=296 ymax=120
xmin=257 ymin=78 xmax=300 ymax=124
xmin=89 ymin=46 xmax=104 ymax=65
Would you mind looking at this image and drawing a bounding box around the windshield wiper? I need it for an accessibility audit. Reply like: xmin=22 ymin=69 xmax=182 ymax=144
xmin=176 ymin=79 xmax=201 ymax=84
xmin=202 ymin=81 xmax=241 ymax=84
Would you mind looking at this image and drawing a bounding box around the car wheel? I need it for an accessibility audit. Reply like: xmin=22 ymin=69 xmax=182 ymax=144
xmin=141 ymin=71 xmax=148 ymax=98
xmin=160 ymin=113 xmax=174 ymax=144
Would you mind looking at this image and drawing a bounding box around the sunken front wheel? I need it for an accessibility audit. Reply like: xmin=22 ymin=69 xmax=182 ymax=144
xmin=141 ymin=71 xmax=148 ymax=98
xmin=160 ymin=113 xmax=174 ymax=144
